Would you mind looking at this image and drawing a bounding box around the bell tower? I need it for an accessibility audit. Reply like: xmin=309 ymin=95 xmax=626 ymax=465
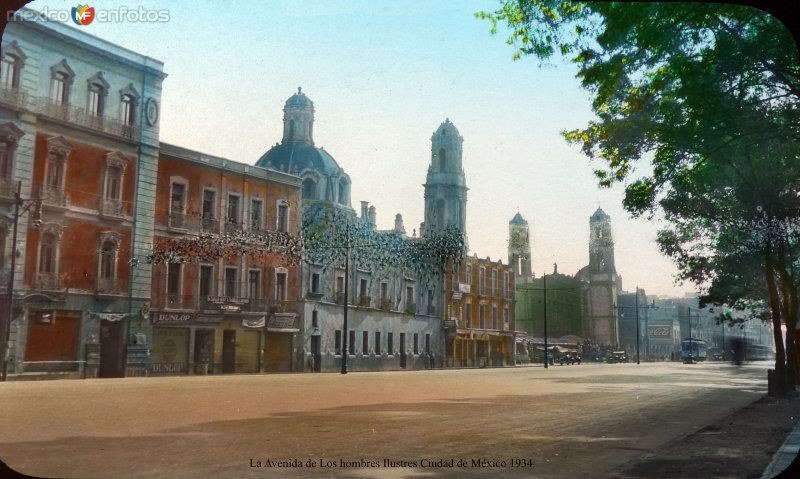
xmin=508 ymin=212 xmax=532 ymax=282
xmin=422 ymin=119 xmax=468 ymax=248
xmin=589 ymin=207 xmax=616 ymax=274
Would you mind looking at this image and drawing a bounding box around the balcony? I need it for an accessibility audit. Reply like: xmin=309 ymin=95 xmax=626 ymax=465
xmin=36 ymin=272 xmax=60 ymax=290
xmin=96 ymin=278 xmax=119 ymax=295
xmin=427 ymin=304 xmax=436 ymax=316
xmin=405 ymin=302 xmax=416 ymax=315
xmin=0 ymin=175 xmax=15 ymax=198
xmin=443 ymin=319 xmax=458 ymax=331
xmin=201 ymin=296 xmax=267 ymax=313
xmin=0 ymin=85 xmax=33 ymax=110
xmin=201 ymin=217 xmax=219 ymax=234
xmin=269 ymin=300 xmax=294 ymax=314
xmin=335 ymin=292 xmax=346 ymax=305
xmin=224 ymin=220 xmax=243 ymax=235
xmin=99 ymin=198 xmax=124 ymax=218
xmin=37 ymin=184 xmax=67 ymax=207
xmin=380 ymin=298 xmax=392 ymax=311
xmin=168 ymin=212 xmax=188 ymax=229
xmin=37 ymin=98 xmax=140 ymax=140
xmin=164 ymin=294 xmax=194 ymax=310
xmin=358 ymin=295 xmax=371 ymax=307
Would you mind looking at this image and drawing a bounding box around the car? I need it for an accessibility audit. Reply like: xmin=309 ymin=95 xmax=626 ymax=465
xmin=607 ymin=351 xmax=628 ymax=363
xmin=559 ymin=352 xmax=582 ymax=365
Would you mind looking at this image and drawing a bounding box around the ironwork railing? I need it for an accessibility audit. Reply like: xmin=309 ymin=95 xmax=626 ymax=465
xmin=96 ymin=278 xmax=119 ymax=294
xmin=0 ymin=86 xmax=33 ymax=109
xmin=36 ymin=272 xmax=60 ymax=290
xmin=36 ymin=183 xmax=67 ymax=207
xmin=168 ymin=212 xmax=187 ymax=229
xmin=37 ymin=97 xmax=140 ymax=140
xmin=0 ymin=175 xmax=14 ymax=198
xmin=201 ymin=217 xmax=218 ymax=233
xmin=100 ymin=198 xmax=124 ymax=217
xmin=224 ymin=220 xmax=243 ymax=235
xmin=165 ymin=294 xmax=194 ymax=310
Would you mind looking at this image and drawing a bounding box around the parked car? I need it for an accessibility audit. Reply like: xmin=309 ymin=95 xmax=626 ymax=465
xmin=608 ymin=351 xmax=628 ymax=363
xmin=559 ymin=352 xmax=582 ymax=365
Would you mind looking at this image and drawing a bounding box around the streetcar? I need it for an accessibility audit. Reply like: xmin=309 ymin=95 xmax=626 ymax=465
xmin=681 ymin=339 xmax=707 ymax=363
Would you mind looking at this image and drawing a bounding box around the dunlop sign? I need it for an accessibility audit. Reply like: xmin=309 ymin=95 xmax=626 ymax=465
xmin=151 ymin=312 xmax=193 ymax=324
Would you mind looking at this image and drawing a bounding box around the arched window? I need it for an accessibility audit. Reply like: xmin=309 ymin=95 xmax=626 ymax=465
xmin=438 ymin=148 xmax=447 ymax=171
xmin=288 ymin=119 xmax=295 ymax=139
xmin=302 ymin=178 xmax=316 ymax=199
xmin=338 ymin=180 xmax=349 ymax=206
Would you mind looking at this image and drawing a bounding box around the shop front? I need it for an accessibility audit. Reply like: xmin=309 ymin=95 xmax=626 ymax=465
xmin=24 ymin=309 xmax=81 ymax=372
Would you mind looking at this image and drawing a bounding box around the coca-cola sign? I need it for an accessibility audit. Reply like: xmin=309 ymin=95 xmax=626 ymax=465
xmin=648 ymin=326 xmax=672 ymax=338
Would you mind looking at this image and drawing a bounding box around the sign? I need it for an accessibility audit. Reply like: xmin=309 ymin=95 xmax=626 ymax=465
xmin=648 ymin=326 xmax=672 ymax=338
xmin=151 ymin=312 xmax=194 ymax=324
xmin=207 ymin=296 xmax=249 ymax=305
xmin=196 ymin=315 xmax=223 ymax=324
xmin=219 ymin=304 xmax=241 ymax=312
xmin=243 ymin=316 xmax=267 ymax=329
xmin=267 ymin=315 xmax=298 ymax=332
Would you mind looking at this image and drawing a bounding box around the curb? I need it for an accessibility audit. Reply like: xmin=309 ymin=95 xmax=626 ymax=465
xmin=762 ymin=416 xmax=800 ymax=478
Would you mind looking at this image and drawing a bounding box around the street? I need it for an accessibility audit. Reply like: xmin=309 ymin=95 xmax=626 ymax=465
xmin=0 ymin=362 xmax=771 ymax=478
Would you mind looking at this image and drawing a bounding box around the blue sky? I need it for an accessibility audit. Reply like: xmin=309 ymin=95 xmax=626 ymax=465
xmin=25 ymin=0 xmax=696 ymax=297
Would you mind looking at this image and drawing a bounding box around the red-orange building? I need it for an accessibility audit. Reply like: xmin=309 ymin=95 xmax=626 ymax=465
xmin=147 ymin=143 xmax=302 ymax=375
xmin=444 ymin=255 xmax=515 ymax=367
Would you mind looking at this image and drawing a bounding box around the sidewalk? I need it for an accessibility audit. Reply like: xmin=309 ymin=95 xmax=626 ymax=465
xmin=762 ymin=411 xmax=800 ymax=479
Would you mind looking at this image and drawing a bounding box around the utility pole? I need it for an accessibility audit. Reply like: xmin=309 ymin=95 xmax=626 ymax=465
xmin=543 ymin=274 xmax=548 ymax=369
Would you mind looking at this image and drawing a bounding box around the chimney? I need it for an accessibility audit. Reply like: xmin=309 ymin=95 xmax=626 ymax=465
xmin=360 ymin=201 xmax=369 ymax=222
xmin=368 ymin=205 xmax=376 ymax=229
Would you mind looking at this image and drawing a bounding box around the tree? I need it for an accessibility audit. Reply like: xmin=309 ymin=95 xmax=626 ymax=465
xmin=478 ymin=1 xmax=800 ymax=392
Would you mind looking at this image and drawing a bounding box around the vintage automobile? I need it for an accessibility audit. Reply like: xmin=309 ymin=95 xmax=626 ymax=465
xmin=607 ymin=351 xmax=628 ymax=363
xmin=559 ymin=352 xmax=582 ymax=365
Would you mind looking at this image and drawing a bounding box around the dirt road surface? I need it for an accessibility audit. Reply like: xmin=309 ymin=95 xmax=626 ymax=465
xmin=1 ymin=361 xmax=796 ymax=478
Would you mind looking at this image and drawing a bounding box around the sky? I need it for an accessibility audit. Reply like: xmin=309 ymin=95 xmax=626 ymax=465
xmin=24 ymin=0 xmax=698 ymax=297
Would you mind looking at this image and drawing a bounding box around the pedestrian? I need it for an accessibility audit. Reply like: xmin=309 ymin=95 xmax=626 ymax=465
xmin=429 ymin=352 xmax=435 ymax=369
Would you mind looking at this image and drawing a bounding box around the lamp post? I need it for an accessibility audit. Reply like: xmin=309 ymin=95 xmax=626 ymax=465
xmin=543 ymin=273 xmax=548 ymax=369
xmin=2 ymin=181 xmax=41 ymax=382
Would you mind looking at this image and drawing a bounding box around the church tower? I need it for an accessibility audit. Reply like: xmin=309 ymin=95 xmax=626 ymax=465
xmin=589 ymin=207 xmax=616 ymax=274
xmin=508 ymin=212 xmax=533 ymax=282
xmin=580 ymin=207 xmax=622 ymax=347
xmin=422 ymin=119 xmax=468 ymax=248
xmin=282 ymin=87 xmax=314 ymax=144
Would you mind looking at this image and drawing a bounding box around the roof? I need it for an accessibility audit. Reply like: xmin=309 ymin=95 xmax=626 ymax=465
xmin=591 ymin=207 xmax=610 ymax=222
xmin=255 ymin=141 xmax=342 ymax=175
xmin=510 ymin=212 xmax=527 ymax=225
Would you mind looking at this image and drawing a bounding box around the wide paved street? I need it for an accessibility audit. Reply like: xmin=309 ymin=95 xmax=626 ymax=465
xmin=0 ymin=362 xmax=771 ymax=478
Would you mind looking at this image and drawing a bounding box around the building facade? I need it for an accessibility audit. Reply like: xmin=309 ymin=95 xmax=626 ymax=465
xmin=0 ymin=9 xmax=164 ymax=378
xmin=147 ymin=143 xmax=302 ymax=375
xmin=445 ymin=255 xmax=515 ymax=367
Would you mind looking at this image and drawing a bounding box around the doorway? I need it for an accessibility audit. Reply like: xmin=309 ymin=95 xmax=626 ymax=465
xmin=222 ymin=329 xmax=236 ymax=374
xmin=311 ymin=336 xmax=321 ymax=372
xmin=194 ymin=329 xmax=214 ymax=374
xmin=99 ymin=320 xmax=124 ymax=378
xmin=399 ymin=333 xmax=406 ymax=368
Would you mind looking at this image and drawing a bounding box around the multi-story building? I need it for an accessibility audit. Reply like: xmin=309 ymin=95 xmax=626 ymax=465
xmin=445 ymin=254 xmax=515 ymax=367
xmin=147 ymin=143 xmax=302 ymax=375
xmin=256 ymin=90 xmax=444 ymax=372
xmin=0 ymin=9 xmax=165 ymax=378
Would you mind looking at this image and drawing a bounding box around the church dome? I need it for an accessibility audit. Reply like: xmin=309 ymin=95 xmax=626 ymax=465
xmin=255 ymin=142 xmax=341 ymax=175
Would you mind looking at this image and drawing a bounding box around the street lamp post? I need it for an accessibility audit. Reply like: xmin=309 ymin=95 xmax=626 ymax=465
xmin=2 ymin=181 xmax=40 ymax=382
xmin=543 ymin=274 xmax=548 ymax=369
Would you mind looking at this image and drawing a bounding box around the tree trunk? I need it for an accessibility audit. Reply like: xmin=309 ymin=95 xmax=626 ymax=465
xmin=765 ymin=250 xmax=788 ymax=395
xmin=776 ymin=243 xmax=799 ymax=386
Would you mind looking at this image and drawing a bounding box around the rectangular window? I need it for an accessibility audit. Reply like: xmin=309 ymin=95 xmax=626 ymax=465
xmin=334 ymin=330 xmax=342 ymax=355
xmin=503 ymin=271 xmax=509 ymax=295
xmin=199 ymin=265 xmax=214 ymax=298
xmin=99 ymin=242 xmax=115 ymax=280
xmin=406 ymin=286 xmax=413 ymax=305
xmin=275 ymin=272 xmax=287 ymax=300
xmin=248 ymin=270 xmax=260 ymax=300
xmin=277 ymin=202 xmax=288 ymax=232
xmin=479 ymin=305 xmax=485 ymax=329
xmin=425 ymin=334 xmax=431 ymax=354
xmin=105 ymin=166 xmax=121 ymax=200
xmin=492 ymin=270 xmax=498 ymax=294
xmin=1 ymin=55 xmax=18 ymax=90
xmin=387 ymin=332 xmax=394 ymax=355
xmin=349 ymin=330 xmax=356 ymax=356
xmin=250 ymin=199 xmax=263 ymax=231
xmin=375 ymin=331 xmax=381 ymax=355
xmin=479 ymin=267 xmax=485 ymax=294
xmin=87 ymin=85 xmax=104 ymax=116
xmin=336 ymin=276 xmax=344 ymax=293
xmin=465 ymin=264 xmax=472 ymax=284
xmin=0 ymin=144 xmax=10 ymax=179
xmin=311 ymin=273 xmax=320 ymax=293
xmin=170 ymin=183 xmax=185 ymax=227
xmin=227 ymin=194 xmax=240 ymax=225
xmin=224 ymin=267 xmax=237 ymax=297
xmin=202 ymin=190 xmax=215 ymax=219
xmin=492 ymin=305 xmax=498 ymax=329
xmin=51 ymin=73 xmax=68 ymax=104
xmin=466 ymin=302 xmax=472 ymax=328
xmin=363 ymin=331 xmax=369 ymax=355
xmin=312 ymin=311 xmax=318 ymax=329
xmin=413 ymin=333 xmax=419 ymax=354
xmin=121 ymin=94 xmax=136 ymax=124
xmin=167 ymin=263 xmax=181 ymax=295
xmin=46 ymin=154 xmax=64 ymax=189
xmin=504 ymin=308 xmax=509 ymax=327
xmin=380 ymin=282 xmax=388 ymax=301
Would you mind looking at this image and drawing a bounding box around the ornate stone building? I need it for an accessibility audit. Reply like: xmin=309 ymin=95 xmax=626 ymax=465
xmin=0 ymin=8 xmax=164 ymax=378
xmin=508 ymin=212 xmax=533 ymax=282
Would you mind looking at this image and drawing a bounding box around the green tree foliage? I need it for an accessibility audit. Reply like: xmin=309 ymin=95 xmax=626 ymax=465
xmin=479 ymin=1 xmax=800 ymax=392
